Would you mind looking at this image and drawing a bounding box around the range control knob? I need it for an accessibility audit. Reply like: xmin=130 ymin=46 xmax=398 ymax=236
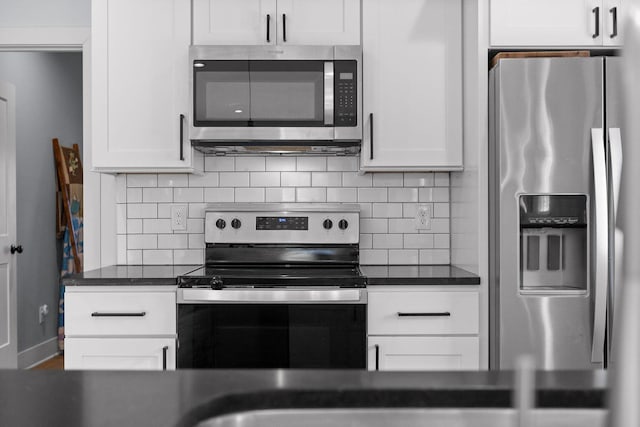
xmin=215 ymin=218 xmax=226 ymax=229
xmin=231 ymin=218 xmax=242 ymax=229
xmin=323 ymin=219 xmax=333 ymax=230
xmin=338 ymin=219 xmax=349 ymax=230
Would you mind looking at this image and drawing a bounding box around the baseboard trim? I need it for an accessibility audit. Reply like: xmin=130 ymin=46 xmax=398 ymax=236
xmin=18 ymin=337 xmax=59 ymax=369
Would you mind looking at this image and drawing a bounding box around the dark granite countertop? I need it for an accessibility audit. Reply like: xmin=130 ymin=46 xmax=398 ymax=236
xmin=64 ymin=264 xmax=480 ymax=287
xmin=361 ymin=265 xmax=480 ymax=285
xmin=62 ymin=265 xmax=201 ymax=286
xmin=0 ymin=369 xmax=606 ymax=427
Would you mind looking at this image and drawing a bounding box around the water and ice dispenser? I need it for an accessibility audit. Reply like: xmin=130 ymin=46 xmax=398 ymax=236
xmin=519 ymin=195 xmax=588 ymax=292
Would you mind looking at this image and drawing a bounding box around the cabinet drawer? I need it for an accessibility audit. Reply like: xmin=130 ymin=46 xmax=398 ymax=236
xmin=368 ymin=291 xmax=478 ymax=335
xmin=65 ymin=292 xmax=176 ymax=336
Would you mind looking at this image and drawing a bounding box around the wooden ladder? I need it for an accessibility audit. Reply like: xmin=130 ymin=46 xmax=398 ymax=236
xmin=52 ymin=138 xmax=83 ymax=273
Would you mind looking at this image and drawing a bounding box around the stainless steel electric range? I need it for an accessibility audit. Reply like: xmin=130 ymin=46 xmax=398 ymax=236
xmin=176 ymin=203 xmax=367 ymax=369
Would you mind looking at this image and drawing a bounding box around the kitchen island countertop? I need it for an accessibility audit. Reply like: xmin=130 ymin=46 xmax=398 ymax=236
xmin=0 ymin=369 xmax=606 ymax=427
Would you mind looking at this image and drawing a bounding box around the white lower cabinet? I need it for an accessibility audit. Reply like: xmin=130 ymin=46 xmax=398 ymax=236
xmin=64 ymin=286 xmax=176 ymax=371
xmin=367 ymin=287 xmax=480 ymax=371
xmin=368 ymin=336 xmax=479 ymax=371
xmin=65 ymin=338 xmax=176 ymax=371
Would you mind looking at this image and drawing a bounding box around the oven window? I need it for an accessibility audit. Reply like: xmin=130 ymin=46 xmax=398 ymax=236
xmin=178 ymin=304 xmax=366 ymax=369
xmin=193 ymin=60 xmax=326 ymax=127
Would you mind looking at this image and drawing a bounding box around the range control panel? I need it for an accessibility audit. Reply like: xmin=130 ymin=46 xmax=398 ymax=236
xmin=205 ymin=205 xmax=359 ymax=245
xmin=256 ymin=216 xmax=309 ymax=230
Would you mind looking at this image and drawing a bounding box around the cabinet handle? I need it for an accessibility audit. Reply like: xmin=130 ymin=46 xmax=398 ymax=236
xmin=162 ymin=346 xmax=169 ymax=371
xmin=375 ymin=344 xmax=380 ymax=371
xmin=397 ymin=312 xmax=451 ymax=317
xmin=91 ymin=312 xmax=147 ymax=317
xmin=283 ymin=13 xmax=287 ymax=42
xmin=610 ymin=7 xmax=618 ymax=38
xmin=592 ymin=7 xmax=600 ymax=39
xmin=179 ymin=114 xmax=185 ymax=161
xmin=266 ymin=14 xmax=271 ymax=42
xmin=369 ymin=113 xmax=374 ymax=160
xmin=10 ymin=244 xmax=23 ymax=254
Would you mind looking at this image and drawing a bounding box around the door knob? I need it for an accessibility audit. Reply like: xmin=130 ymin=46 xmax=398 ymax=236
xmin=10 ymin=245 xmax=23 ymax=254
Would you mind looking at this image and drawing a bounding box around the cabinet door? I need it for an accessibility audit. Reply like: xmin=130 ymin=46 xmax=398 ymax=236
xmin=276 ymin=0 xmax=360 ymax=45
xmin=367 ymin=336 xmax=479 ymax=371
xmin=92 ymin=0 xmax=197 ymax=172
xmin=361 ymin=0 xmax=462 ymax=171
xmin=193 ymin=0 xmax=277 ymax=45
xmin=490 ymin=0 xmax=602 ymax=47
xmin=65 ymin=338 xmax=176 ymax=371
xmin=603 ymin=0 xmax=624 ymax=46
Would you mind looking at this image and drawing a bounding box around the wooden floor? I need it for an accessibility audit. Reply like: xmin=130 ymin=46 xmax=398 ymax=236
xmin=31 ymin=354 xmax=64 ymax=370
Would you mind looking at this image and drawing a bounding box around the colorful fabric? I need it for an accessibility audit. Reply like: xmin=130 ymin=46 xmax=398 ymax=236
xmin=57 ymin=212 xmax=83 ymax=352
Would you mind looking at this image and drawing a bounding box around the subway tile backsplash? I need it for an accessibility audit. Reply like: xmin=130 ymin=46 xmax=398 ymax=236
xmin=116 ymin=156 xmax=450 ymax=266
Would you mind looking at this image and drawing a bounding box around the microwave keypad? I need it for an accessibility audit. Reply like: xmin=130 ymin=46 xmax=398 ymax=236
xmin=334 ymin=61 xmax=357 ymax=127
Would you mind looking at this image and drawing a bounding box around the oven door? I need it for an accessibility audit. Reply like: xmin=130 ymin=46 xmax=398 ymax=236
xmin=177 ymin=288 xmax=366 ymax=369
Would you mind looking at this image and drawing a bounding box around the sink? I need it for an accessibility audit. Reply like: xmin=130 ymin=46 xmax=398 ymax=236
xmin=194 ymin=408 xmax=607 ymax=427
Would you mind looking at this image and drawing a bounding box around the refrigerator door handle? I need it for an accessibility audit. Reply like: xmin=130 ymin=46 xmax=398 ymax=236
xmin=591 ymin=128 xmax=608 ymax=364
xmin=609 ymin=128 xmax=623 ymax=220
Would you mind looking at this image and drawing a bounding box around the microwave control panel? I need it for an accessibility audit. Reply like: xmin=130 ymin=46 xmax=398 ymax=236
xmin=334 ymin=61 xmax=357 ymax=127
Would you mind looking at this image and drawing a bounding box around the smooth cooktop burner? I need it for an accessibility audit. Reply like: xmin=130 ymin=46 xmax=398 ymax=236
xmin=178 ymin=265 xmax=366 ymax=288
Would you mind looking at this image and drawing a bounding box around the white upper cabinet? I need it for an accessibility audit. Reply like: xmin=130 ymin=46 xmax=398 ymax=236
xmin=361 ymin=0 xmax=463 ymax=171
xmin=275 ymin=0 xmax=360 ymax=45
xmin=490 ymin=0 xmax=624 ymax=47
xmin=92 ymin=0 xmax=202 ymax=172
xmin=193 ymin=0 xmax=277 ymax=45
xmin=193 ymin=0 xmax=360 ymax=45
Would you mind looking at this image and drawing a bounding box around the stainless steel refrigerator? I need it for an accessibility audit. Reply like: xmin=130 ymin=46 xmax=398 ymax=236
xmin=489 ymin=56 xmax=623 ymax=370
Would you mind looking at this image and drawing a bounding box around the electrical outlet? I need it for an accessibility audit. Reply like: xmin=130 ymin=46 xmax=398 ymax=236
xmin=38 ymin=304 xmax=49 ymax=325
xmin=171 ymin=205 xmax=188 ymax=231
xmin=414 ymin=204 xmax=432 ymax=230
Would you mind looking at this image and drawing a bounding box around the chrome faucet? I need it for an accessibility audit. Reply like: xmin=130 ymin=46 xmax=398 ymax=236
xmin=609 ymin=4 xmax=640 ymax=426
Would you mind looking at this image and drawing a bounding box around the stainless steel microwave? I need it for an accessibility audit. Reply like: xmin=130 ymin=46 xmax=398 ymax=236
xmin=189 ymin=45 xmax=362 ymax=155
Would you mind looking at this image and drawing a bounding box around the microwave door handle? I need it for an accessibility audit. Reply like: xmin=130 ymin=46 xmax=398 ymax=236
xmin=324 ymin=62 xmax=334 ymax=126
xmin=591 ymin=128 xmax=608 ymax=364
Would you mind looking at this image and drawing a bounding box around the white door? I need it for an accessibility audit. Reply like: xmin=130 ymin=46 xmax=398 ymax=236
xmin=368 ymin=336 xmax=479 ymax=371
xmin=490 ymin=0 xmax=601 ymax=47
xmin=361 ymin=0 xmax=462 ymax=170
xmin=0 ymin=81 xmax=17 ymax=369
xmin=91 ymin=0 xmax=194 ymax=171
xmin=276 ymin=0 xmax=360 ymax=45
xmin=603 ymin=0 xmax=624 ymax=46
xmin=65 ymin=338 xmax=176 ymax=370
xmin=193 ymin=0 xmax=277 ymax=45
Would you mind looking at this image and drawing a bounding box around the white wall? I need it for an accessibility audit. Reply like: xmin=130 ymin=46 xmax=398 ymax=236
xmin=0 ymin=0 xmax=90 ymax=28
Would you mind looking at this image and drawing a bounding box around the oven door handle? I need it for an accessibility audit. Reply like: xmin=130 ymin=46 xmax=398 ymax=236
xmin=179 ymin=288 xmax=365 ymax=303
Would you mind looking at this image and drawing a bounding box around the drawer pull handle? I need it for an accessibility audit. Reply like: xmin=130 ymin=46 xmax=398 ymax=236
xmin=375 ymin=344 xmax=380 ymax=371
xmin=91 ymin=312 xmax=147 ymax=317
xmin=397 ymin=312 xmax=451 ymax=317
